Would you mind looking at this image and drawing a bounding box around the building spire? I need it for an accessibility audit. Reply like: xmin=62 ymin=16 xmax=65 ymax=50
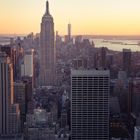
xmin=46 ymin=1 xmax=50 ymax=15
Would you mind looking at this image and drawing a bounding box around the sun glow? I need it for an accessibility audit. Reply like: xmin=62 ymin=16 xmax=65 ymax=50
xmin=0 ymin=0 xmax=140 ymax=35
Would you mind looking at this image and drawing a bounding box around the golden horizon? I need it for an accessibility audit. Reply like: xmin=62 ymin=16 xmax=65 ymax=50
xmin=0 ymin=0 xmax=140 ymax=35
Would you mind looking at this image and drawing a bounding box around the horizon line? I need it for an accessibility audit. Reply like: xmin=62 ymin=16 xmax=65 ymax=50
xmin=1 ymin=33 xmax=140 ymax=37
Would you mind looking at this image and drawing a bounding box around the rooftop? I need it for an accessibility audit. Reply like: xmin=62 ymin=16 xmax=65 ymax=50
xmin=71 ymin=69 xmax=110 ymax=76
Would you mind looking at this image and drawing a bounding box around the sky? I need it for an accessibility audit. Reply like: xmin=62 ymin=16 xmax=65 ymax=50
xmin=0 ymin=0 xmax=140 ymax=35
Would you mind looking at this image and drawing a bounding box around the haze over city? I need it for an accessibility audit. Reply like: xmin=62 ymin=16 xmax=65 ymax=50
xmin=1 ymin=0 xmax=140 ymax=35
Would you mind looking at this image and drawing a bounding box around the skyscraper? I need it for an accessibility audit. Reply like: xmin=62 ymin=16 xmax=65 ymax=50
xmin=100 ymin=47 xmax=107 ymax=68
xmin=123 ymin=49 xmax=131 ymax=77
xmin=128 ymin=78 xmax=140 ymax=115
xmin=0 ymin=52 xmax=20 ymax=136
xmin=0 ymin=52 xmax=13 ymax=135
xmin=21 ymin=51 xmax=33 ymax=77
xmin=21 ymin=49 xmax=35 ymax=88
xmin=40 ymin=1 xmax=55 ymax=86
xmin=14 ymin=82 xmax=26 ymax=130
xmin=68 ymin=23 xmax=71 ymax=42
xmin=71 ymin=69 xmax=110 ymax=140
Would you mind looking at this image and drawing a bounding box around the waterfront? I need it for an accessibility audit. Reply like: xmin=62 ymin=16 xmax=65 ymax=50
xmin=0 ymin=36 xmax=140 ymax=52
xmin=92 ymin=38 xmax=140 ymax=52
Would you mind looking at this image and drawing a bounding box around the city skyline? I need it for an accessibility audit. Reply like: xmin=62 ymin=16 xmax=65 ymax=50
xmin=1 ymin=0 xmax=140 ymax=139
xmin=0 ymin=0 xmax=140 ymax=35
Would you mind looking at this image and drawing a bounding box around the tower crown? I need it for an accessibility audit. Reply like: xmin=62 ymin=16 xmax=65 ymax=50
xmin=43 ymin=0 xmax=53 ymax=20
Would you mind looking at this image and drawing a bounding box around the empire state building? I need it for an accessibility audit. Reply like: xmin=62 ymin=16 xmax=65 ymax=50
xmin=40 ymin=1 xmax=55 ymax=86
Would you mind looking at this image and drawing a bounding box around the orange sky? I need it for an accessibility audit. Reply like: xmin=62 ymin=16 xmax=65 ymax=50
xmin=0 ymin=0 xmax=140 ymax=35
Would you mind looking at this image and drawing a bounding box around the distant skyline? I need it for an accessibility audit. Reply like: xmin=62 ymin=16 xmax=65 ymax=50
xmin=0 ymin=0 xmax=140 ymax=35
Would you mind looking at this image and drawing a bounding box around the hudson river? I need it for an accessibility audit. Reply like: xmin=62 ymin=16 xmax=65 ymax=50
xmin=92 ymin=38 xmax=140 ymax=52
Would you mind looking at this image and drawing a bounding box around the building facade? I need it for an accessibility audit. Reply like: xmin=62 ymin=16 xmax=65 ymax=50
xmin=134 ymin=126 xmax=140 ymax=140
xmin=71 ymin=69 xmax=110 ymax=140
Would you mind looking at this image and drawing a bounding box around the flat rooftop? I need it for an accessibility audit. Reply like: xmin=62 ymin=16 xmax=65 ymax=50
xmin=71 ymin=69 xmax=110 ymax=77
